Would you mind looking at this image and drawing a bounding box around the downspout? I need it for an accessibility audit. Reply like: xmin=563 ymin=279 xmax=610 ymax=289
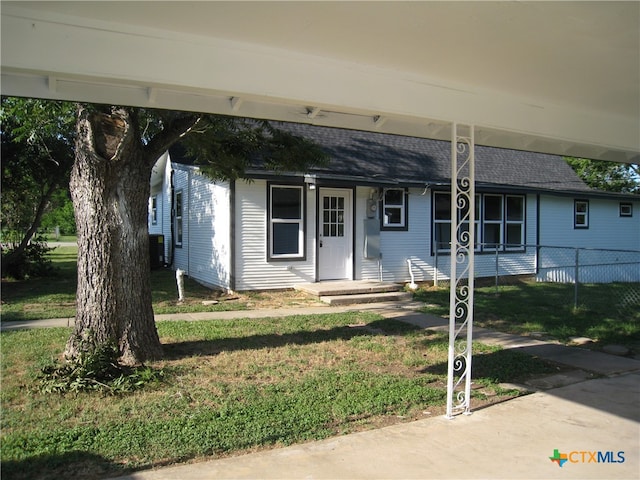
xmin=229 ymin=179 xmax=236 ymax=292
xmin=187 ymin=168 xmax=191 ymax=276
xmin=406 ymin=258 xmax=418 ymax=290
xmin=168 ymin=169 xmax=175 ymax=267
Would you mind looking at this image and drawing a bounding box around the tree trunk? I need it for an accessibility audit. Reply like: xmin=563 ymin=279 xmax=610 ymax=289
xmin=65 ymin=106 xmax=162 ymax=365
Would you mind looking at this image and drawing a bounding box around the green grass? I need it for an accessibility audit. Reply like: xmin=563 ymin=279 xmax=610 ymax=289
xmin=0 ymin=313 xmax=555 ymax=479
xmin=0 ymin=246 xmax=248 ymax=322
xmin=43 ymin=234 xmax=78 ymax=243
xmin=417 ymin=281 xmax=640 ymax=349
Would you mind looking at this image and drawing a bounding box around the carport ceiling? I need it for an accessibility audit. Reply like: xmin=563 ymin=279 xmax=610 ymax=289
xmin=1 ymin=1 xmax=639 ymax=163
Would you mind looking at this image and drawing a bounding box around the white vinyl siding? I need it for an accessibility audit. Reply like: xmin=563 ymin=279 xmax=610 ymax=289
xmin=540 ymin=196 xmax=640 ymax=250
xmin=165 ymin=165 xmax=232 ymax=290
xmin=357 ymin=187 xmax=432 ymax=283
xmin=150 ymin=154 xmax=638 ymax=291
xmin=235 ymin=180 xmax=316 ymax=290
xmin=186 ymin=172 xmax=231 ymax=289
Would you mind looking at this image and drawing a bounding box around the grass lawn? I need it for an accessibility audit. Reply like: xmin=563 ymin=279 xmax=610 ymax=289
xmin=416 ymin=281 xmax=640 ymax=351
xmin=0 ymin=312 xmax=557 ymax=479
xmin=0 ymin=246 xmax=298 ymax=322
xmin=1 ymin=246 xmax=328 ymax=322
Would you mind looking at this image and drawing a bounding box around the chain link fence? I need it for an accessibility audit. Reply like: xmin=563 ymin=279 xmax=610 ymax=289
xmin=433 ymin=244 xmax=640 ymax=320
xmin=537 ymin=245 xmax=640 ymax=319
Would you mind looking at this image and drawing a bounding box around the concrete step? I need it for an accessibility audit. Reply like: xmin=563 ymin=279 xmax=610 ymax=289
xmin=320 ymin=291 xmax=413 ymax=306
xmin=295 ymin=280 xmax=403 ymax=297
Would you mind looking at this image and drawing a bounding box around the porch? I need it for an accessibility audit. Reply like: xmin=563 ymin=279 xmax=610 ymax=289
xmin=294 ymin=280 xmax=412 ymax=306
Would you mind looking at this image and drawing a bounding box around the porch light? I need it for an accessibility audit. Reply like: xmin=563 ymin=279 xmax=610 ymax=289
xmin=304 ymin=174 xmax=317 ymax=190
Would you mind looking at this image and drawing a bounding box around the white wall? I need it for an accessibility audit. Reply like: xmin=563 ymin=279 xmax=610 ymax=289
xmin=540 ymin=195 xmax=640 ymax=250
xmin=235 ymin=180 xmax=317 ymax=290
xmin=357 ymin=190 xmax=539 ymax=284
xmin=154 ymin=163 xmax=232 ymax=290
xmin=537 ymin=195 xmax=640 ymax=283
xmin=185 ymin=171 xmax=232 ymax=290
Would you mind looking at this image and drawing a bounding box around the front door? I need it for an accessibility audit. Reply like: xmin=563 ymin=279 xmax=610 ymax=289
xmin=318 ymin=188 xmax=352 ymax=280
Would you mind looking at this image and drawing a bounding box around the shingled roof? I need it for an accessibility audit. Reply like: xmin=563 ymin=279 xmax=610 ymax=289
xmin=269 ymin=122 xmax=593 ymax=193
xmin=168 ymin=120 xmax=594 ymax=194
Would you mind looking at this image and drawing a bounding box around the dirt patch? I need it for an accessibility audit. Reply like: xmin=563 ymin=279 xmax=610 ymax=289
xmin=236 ymin=289 xmax=327 ymax=309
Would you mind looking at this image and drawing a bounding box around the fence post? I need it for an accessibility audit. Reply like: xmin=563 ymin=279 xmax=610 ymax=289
xmin=574 ymin=248 xmax=580 ymax=309
xmin=495 ymin=246 xmax=499 ymax=293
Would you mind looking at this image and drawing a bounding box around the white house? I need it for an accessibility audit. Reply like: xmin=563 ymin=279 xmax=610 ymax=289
xmin=149 ymin=122 xmax=640 ymax=291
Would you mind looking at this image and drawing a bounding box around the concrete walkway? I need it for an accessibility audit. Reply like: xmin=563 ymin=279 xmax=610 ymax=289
xmin=3 ymin=303 xmax=639 ymax=479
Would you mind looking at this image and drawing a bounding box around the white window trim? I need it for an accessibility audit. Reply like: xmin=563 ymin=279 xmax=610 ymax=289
xmin=151 ymin=195 xmax=158 ymax=225
xmin=505 ymin=195 xmax=525 ymax=251
xmin=433 ymin=192 xmax=525 ymax=253
xmin=574 ymin=199 xmax=589 ymax=229
xmin=620 ymin=202 xmax=633 ymax=217
xmin=381 ymin=188 xmax=408 ymax=229
xmin=175 ymin=190 xmax=183 ymax=247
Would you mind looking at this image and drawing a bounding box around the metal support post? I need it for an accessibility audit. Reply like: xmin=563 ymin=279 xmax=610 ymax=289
xmin=446 ymin=123 xmax=476 ymax=419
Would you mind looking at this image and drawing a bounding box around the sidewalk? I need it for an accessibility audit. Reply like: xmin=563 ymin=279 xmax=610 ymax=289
xmin=3 ymin=304 xmax=639 ymax=479
xmin=114 ymin=373 xmax=640 ymax=480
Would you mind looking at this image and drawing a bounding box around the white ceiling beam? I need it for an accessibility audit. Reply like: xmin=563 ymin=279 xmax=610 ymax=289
xmin=1 ymin=6 xmax=638 ymax=163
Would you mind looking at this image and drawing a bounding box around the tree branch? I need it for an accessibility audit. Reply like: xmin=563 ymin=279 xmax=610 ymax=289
xmin=143 ymin=113 xmax=203 ymax=166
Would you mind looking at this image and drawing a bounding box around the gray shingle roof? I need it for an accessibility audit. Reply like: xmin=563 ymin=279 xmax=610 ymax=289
xmin=168 ymin=120 xmax=593 ymax=194
xmin=271 ymin=122 xmax=592 ymax=193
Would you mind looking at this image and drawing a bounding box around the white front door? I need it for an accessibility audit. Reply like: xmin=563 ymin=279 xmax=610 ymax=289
xmin=318 ymin=188 xmax=352 ymax=280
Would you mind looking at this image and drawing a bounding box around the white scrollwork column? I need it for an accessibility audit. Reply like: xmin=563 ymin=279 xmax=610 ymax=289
xmin=446 ymin=123 xmax=475 ymax=419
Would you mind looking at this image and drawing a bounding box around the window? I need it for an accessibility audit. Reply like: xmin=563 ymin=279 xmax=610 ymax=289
xmin=174 ymin=190 xmax=183 ymax=246
xmin=574 ymin=200 xmax=589 ymax=228
xmin=381 ymin=188 xmax=408 ymax=230
xmin=620 ymin=203 xmax=633 ymax=217
xmin=433 ymin=192 xmax=525 ymax=253
xmin=505 ymin=195 xmax=525 ymax=250
xmin=268 ymin=185 xmax=305 ymax=259
xmin=433 ymin=192 xmax=451 ymax=251
xmin=323 ymin=195 xmax=345 ymax=237
xmin=433 ymin=192 xmax=480 ymax=252
xmin=483 ymin=194 xmax=503 ymax=249
xmin=150 ymin=195 xmax=158 ymax=225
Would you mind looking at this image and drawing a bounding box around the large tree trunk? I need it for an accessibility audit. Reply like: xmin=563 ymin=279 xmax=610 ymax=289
xmin=65 ymin=106 xmax=162 ymax=365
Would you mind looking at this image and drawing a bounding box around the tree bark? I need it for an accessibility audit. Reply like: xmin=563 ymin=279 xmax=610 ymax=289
xmin=65 ymin=106 xmax=162 ymax=365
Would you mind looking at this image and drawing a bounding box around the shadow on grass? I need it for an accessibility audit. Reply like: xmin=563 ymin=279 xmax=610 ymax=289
xmin=416 ymin=281 xmax=640 ymax=347
xmin=1 ymin=451 xmax=129 ymax=480
xmin=162 ymin=318 xmax=423 ymax=360
xmin=419 ymin=347 xmax=559 ymax=383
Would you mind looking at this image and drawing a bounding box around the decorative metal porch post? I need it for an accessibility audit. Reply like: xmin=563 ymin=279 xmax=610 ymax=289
xmin=446 ymin=123 xmax=476 ymax=418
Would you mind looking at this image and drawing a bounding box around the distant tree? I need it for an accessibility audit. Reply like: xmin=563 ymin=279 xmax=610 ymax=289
xmin=40 ymin=189 xmax=76 ymax=236
xmin=566 ymin=157 xmax=639 ymax=194
xmin=1 ymin=97 xmax=76 ymax=276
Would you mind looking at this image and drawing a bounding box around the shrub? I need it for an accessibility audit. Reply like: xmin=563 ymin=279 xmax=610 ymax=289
xmin=1 ymin=234 xmax=54 ymax=280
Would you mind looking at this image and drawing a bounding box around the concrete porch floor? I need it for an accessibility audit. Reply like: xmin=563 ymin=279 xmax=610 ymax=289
xmin=294 ymin=280 xmax=404 ymax=297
